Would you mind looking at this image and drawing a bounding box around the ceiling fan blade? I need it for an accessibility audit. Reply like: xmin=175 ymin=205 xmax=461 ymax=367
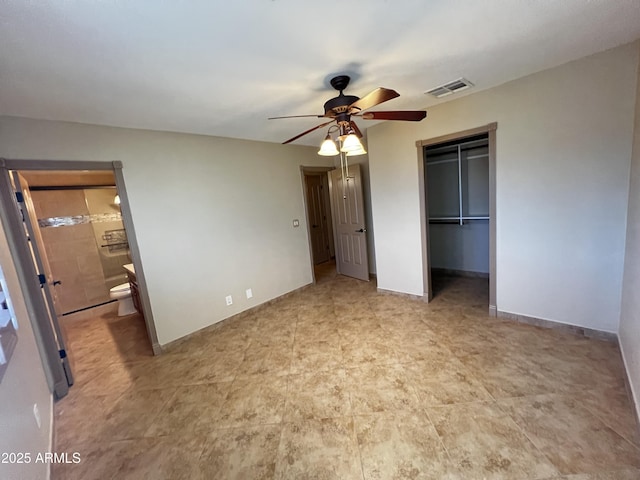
xmin=361 ymin=110 xmax=427 ymax=121
xmin=349 ymin=121 xmax=363 ymax=138
xmin=268 ymin=114 xmax=325 ymax=120
xmin=282 ymin=120 xmax=335 ymax=145
xmin=348 ymin=87 xmax=399 ymax=113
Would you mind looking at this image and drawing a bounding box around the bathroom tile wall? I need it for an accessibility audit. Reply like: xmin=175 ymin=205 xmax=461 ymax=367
xmin=31 ymin=190 xmax=109 ymax=314
xmin=83 ymin=188 xmax=129 ymax=290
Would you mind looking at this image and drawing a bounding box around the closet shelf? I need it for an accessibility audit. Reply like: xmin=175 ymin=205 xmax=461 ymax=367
xmin=426 ymin=157 xmax=458 ymax=166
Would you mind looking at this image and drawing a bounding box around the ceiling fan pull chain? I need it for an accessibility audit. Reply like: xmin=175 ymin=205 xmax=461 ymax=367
xmin=339 ymin=144 xmax=348 ymax=199
xmin=345 ymin=155 xmax=350 ymax=181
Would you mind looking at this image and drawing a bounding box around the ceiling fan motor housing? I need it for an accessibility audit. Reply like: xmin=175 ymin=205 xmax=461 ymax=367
xmin=324 ymin=74 xmax=358 ymax=119
xmin=324 ymin=95 xmax=359 ymax=117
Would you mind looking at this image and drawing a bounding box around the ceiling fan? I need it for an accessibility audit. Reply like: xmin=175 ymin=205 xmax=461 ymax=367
xmin=269 ymin=75 xmax=427 ymax=146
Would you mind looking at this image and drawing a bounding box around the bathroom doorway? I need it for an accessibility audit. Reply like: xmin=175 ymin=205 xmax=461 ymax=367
xmin=0 ymin=160 xmax=158 ymax=398
xmin=20 ymin=171 xmax=129 ymax=315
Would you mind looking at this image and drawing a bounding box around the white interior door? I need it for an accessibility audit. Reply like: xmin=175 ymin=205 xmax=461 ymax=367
xmin=329 ymin=163 xmax=369 ymax=281
xmin=305 ymin=174 xmax=331 ymax=264
xmin=11 ymin=172 xmax=74 ymax=386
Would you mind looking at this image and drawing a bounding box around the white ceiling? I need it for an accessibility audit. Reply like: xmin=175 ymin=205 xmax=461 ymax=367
xmin=1 ymin=1 xmax=639 ymax=147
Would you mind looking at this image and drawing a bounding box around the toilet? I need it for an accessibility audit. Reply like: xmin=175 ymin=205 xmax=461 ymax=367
xmin=109 ymin=283 xmax=136 ymax=316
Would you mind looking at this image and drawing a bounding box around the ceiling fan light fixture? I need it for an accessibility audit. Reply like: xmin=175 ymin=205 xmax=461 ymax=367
xmin=318 ymin=135 xmax=339 ymax=156
xmin=346 ymin=144 xmax=367 ymax=156
xmin=340 ymin=134 xmax=363 ymax=153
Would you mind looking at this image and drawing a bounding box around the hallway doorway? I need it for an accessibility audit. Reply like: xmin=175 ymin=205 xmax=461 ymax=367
xmin=302 ymin=163 xmax=371 ymax=284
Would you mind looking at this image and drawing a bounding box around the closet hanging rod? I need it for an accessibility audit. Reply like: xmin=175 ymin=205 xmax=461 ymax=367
xmin=430 ymin=216 xmax=490 ymax=221
xmin=429 ymin=220 xmax=460 ymax=224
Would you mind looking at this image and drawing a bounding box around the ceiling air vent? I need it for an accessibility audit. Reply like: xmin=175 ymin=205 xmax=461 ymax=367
xmin=425 ymin=78 xmax=474 ymax=98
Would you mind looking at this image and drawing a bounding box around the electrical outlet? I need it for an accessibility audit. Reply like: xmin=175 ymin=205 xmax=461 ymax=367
xmin=225 ymin=295 xmax=233 ymax=306
xmin=33 ymin=403 xmax=41 ymax=429
xmin=246 ymin=288 xmax=253 ymax=299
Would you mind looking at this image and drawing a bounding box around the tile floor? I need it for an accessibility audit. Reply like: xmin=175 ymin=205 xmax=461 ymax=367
xmin=52 ymin=264 xmax=640 ymax=479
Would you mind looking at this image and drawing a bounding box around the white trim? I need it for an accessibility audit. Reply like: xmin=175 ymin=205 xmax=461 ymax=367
xmin=46 ymin=392 xmax=53 ymax=479
xmin=497 ymin=310 xmax=618 ymax=342
xmin=619 ymin=340 xmax=640 ymax=430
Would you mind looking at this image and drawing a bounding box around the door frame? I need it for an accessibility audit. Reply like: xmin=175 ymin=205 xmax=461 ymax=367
xmin=0 ymin=159 xmax=160 ymax=395
xmin=416 ymin=123 xmax=497 ymax=315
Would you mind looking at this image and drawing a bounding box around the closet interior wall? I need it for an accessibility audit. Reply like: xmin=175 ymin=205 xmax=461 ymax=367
xmin=426 ymin=134 xmax=490 ymax=277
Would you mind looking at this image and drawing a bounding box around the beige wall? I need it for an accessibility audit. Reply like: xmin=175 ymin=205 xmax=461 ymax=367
xmin=0 ymin=220 xmax=53 ymax=480
xmin=619 ymin=42 xmax=640 ymax=420
xmin=0 ymin=118 xmax=333 ymax=345
xmin=368 ymin=41 xmax=639 ymax=332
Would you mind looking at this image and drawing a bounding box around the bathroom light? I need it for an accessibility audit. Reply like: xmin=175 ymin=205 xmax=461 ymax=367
xmin=114 ymin=195 xmax=121 ymax=205
xmin=318 ymin=134 xmax=339 ymax=156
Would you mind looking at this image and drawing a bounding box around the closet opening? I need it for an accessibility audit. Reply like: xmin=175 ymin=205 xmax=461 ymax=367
xmin=417 ymin=124 xmax=496 ymax=314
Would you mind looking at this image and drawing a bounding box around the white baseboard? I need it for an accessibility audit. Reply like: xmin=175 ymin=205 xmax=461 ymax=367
xmin=496 ymin=310 xmax=618 ymax=342
xmin=619 ymin=340 xmax=640 ymax=433
xmin=376 ymin=287 xmax=427 ymax=302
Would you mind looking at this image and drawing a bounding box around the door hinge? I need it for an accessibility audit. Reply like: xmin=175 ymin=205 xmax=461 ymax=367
xmin=37 ymin=273 xmax=46 ymax=285
xmin=15 ymin=191 xmax=24 ymax=203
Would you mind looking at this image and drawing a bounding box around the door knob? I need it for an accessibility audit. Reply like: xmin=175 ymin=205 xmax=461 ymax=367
xmin=355 ymin=228 xmax=367 ymax=233
xmin=53 ymin=280 xmax=62 ymax=286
